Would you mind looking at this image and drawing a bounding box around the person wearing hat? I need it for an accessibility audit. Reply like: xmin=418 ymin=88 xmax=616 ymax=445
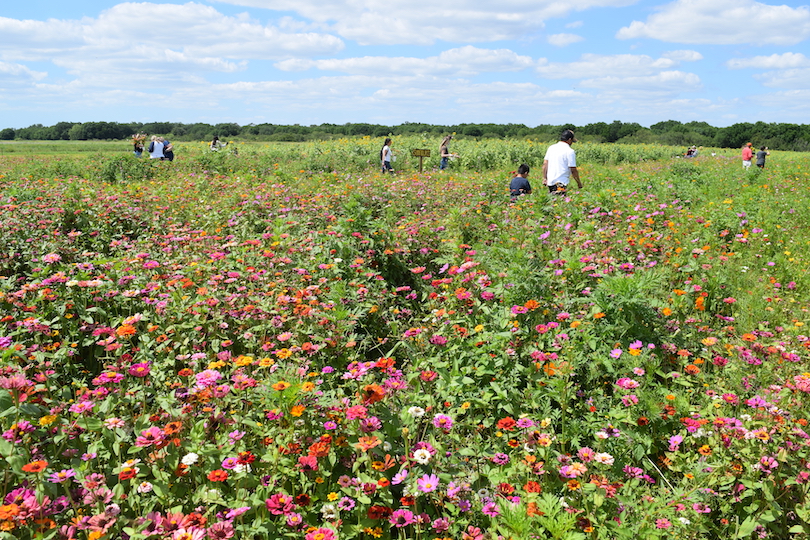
xmin=741 ymin=142 xmax=754 ymax=170
xmin=542 ymin=129 xmax=582 ymax=195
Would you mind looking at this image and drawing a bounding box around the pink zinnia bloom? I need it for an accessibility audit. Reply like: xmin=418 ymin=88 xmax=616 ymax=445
xmin=417 ymin=473 xmax=440 ymax=493
xmin=128 ymin=363 xmax=151 ymax=378
xmin=135 ymin=426 xmax=165 ymax=448
xmin=432 ymin=414 xmax=453 ymax=431
xmin=195 ymin=369 xmax=222 ymax=388
xmin=305 ymin=528 xmax=336 ymax=540
xmin=265 ymin=493 xmax=294 ymax=516
xmin=389 ymin=509 xmax=416 ymax=528
xmin=49 ymin=468 xmax=76 ymax=483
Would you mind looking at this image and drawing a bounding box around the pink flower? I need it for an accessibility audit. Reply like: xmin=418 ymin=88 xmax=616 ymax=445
xmin=389 ymin=509 xmax=416 ymax=528
xmin=265 ymin=493 xmax=294 ymax=516
xmin=655 ymin=518 xmax=672 ymax=529
xmin=135 ymin=426 xmax=165 ymax=448
xmin=305 ymin=527 xmax=336 ymax=540
xmin=615 ymin=377 xmax=640 ymax=390
xmin=417 ymin=473 xmax=440 ymax=493
xmin=128 ymin=363 xmax=151 ymax=378
xmin=195 ymin=369 xmax=222 ymax=388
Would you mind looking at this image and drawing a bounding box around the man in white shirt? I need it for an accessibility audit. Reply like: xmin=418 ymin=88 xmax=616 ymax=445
xmin=543 ymin=129 xmax=582 ymax=195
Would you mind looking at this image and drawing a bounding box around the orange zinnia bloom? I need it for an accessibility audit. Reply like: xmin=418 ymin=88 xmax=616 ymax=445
xmin=361 ymin=384 xmax=385 ymax=404
xmin=355 ymin=436 xmax=381 ymax=452
xmin=116 ymin=324 xmax=137 ymax=337
xmin=272 ymin=381 xmax=291 ymax=391
xmin=22 ymin=460 xmax=48 ymax=473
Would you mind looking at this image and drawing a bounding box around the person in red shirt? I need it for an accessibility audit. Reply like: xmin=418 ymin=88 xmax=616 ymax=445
xmin=741 ymin=142 xmax=754 ymax=169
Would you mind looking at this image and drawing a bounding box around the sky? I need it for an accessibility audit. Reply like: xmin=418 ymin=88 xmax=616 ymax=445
xmin=1 ymin=0 xmax=810 ymax=129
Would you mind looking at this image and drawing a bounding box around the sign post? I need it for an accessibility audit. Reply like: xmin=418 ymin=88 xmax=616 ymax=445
xmin=411 ymin=149 xmax=431 ymax=173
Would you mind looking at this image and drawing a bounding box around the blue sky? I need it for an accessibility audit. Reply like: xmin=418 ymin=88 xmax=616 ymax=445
xmin=1 ymin=0 xmax=809 ymax=129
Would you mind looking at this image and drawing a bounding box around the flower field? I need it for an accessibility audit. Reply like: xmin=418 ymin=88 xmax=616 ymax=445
xmin=1 ymin=143 xmax=810 ymax=540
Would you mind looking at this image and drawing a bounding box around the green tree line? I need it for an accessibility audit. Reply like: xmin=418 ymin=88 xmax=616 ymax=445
xmin=2 ymin=119 xmax=809 ymax=151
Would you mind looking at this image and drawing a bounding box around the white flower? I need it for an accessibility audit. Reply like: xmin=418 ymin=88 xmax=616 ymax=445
xmin=321 ymin=504 xmax=338 ymax=520
xmin=136 ymin=481 xmax=153 ymax=494
xmin=678 ymin=517 xmax=691 ymax=525
xmin=594 ymin=452 xmax=614 ymax=465
xmin=181 ymin=452 xmax=200 ymax=466
xmin=233 ymin=463 xmax=251 ymax=474
xmin=412 ymin=448 xmax=431 ymax=465
xmin=408 ymin=406 xmax=425 ymax=418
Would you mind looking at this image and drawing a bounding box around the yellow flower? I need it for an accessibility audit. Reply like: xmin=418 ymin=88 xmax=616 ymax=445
xmin=39 ymin=415 xmax=57 ymax=426
xmin=327 ymin=492 xmax=339 ymax=501
xmin=233 ymin=355 xmax=254 ymax=367
xmin=258 ymin=357 xmax=275 ymax=367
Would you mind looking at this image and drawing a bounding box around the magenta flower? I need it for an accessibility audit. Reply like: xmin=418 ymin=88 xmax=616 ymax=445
xmin=265 ymin=493 xmax=294 ymax=515
xmin=389 ymin=509 xmax=416 ymax=528
xmin=128 ymin=362 xmax=151 ymax=378
xmin=432 ymin=414 xmax=453 ymax=431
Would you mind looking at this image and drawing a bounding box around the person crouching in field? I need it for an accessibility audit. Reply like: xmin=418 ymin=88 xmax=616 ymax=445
xmin=509 ymin=164 xmax=532 ymax=202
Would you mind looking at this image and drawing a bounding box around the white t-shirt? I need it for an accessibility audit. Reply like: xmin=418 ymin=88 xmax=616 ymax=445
xmin=544 ymin=141 xmax=576 ymax=186
xmin=382 ymin=145 xmax=391 ymax=163
xmin=149 ymin=141 xmax=165 ymax=159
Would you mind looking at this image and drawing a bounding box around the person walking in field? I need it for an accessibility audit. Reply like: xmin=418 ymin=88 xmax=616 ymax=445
xmin=439 ymin=135 xmax=458 ymax=170
xmin=381 ymin=138 xmax=394 ymax=173
xmin=756 ymin=146 xmax=770 ymax=169
xmin=741 ymin=142 xmax=754 ymax=170
xmin=543 ymin=129 xmax=582 ymax=195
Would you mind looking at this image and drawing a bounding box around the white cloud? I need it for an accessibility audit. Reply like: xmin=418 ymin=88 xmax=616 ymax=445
xmin=0 ymin=3 xmax=344 ymax=83
xmin=725 ymin=53 xmax=810 ymax=90
xmin=581 ymin=70 xmax=702 ymax=95
xmin=616 ymin=0 xmax=810 ymax=45
xmin=0 ymin=61 xmax=48 ymax=81
xmin=547 ymin=33 xmax=584 ymax=47
xmin=275 ymin=46 xmax=535 ymax=77
xmin=537 ymin=52 xmax=699 ymax=79
xmin=726 ymin=52 xmax=810 ymax=70
xmin=213 ymin=0 xmax=638 ymax=45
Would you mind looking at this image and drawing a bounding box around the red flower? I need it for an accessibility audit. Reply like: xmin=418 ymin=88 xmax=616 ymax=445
xmin=496 ymin=417 xmax=517 ymax=431
xmin=367 ymin=505 xmax=393 ymax=520
xmin=207 ymin=470 xmax=229 ymax=482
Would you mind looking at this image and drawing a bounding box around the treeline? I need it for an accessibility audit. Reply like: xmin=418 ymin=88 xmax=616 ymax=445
xmin=2 ymin=119 xmax=810 ymax=151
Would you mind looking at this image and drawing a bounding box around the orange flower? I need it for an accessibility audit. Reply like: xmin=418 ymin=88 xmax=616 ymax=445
xmin=0 ymin=504 xmax=20 ymax=521
xmin=22 ymin=460 xmax=48 ymax=473
xmin=272 ymin=381 xmax=291 ymax=391
xmin=662 ymin=307 xmax=673 ymax=316
xmin=684 ymin=364 xmax=701 ymax=375
xmin=361 ymin=384 xmax=386 ymax=405
xmin=698 ymin=445 xmax=712 ymax=456
xmin=355 ymin=436 xmax=381 ymax=452
xmin=116 ymin=324 xmax=137 ymax=337
xmin=523 ymin=299 xmax=540 ymax=310
xmin=291 ymin=405 xmax=306 ymax=417
xmin=742 ymin=333 xmax=757 ymax=342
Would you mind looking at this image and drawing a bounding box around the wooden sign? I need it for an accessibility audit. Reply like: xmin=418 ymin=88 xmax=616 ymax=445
xmin=411 ymin=148 xmax=430 ymax=172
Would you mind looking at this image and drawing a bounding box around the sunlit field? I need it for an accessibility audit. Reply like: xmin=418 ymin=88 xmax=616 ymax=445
xmin=1 ymin=139 xmax=810 ymax=540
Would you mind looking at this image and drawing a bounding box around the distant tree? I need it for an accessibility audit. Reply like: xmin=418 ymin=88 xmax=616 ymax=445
xmin=214 ymin=123 xmax=241 ymax=137
xmin=0 ymin=128 xmax=15 ymax=140
xmin=650 ymin=120 xmax=684 ymax=134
